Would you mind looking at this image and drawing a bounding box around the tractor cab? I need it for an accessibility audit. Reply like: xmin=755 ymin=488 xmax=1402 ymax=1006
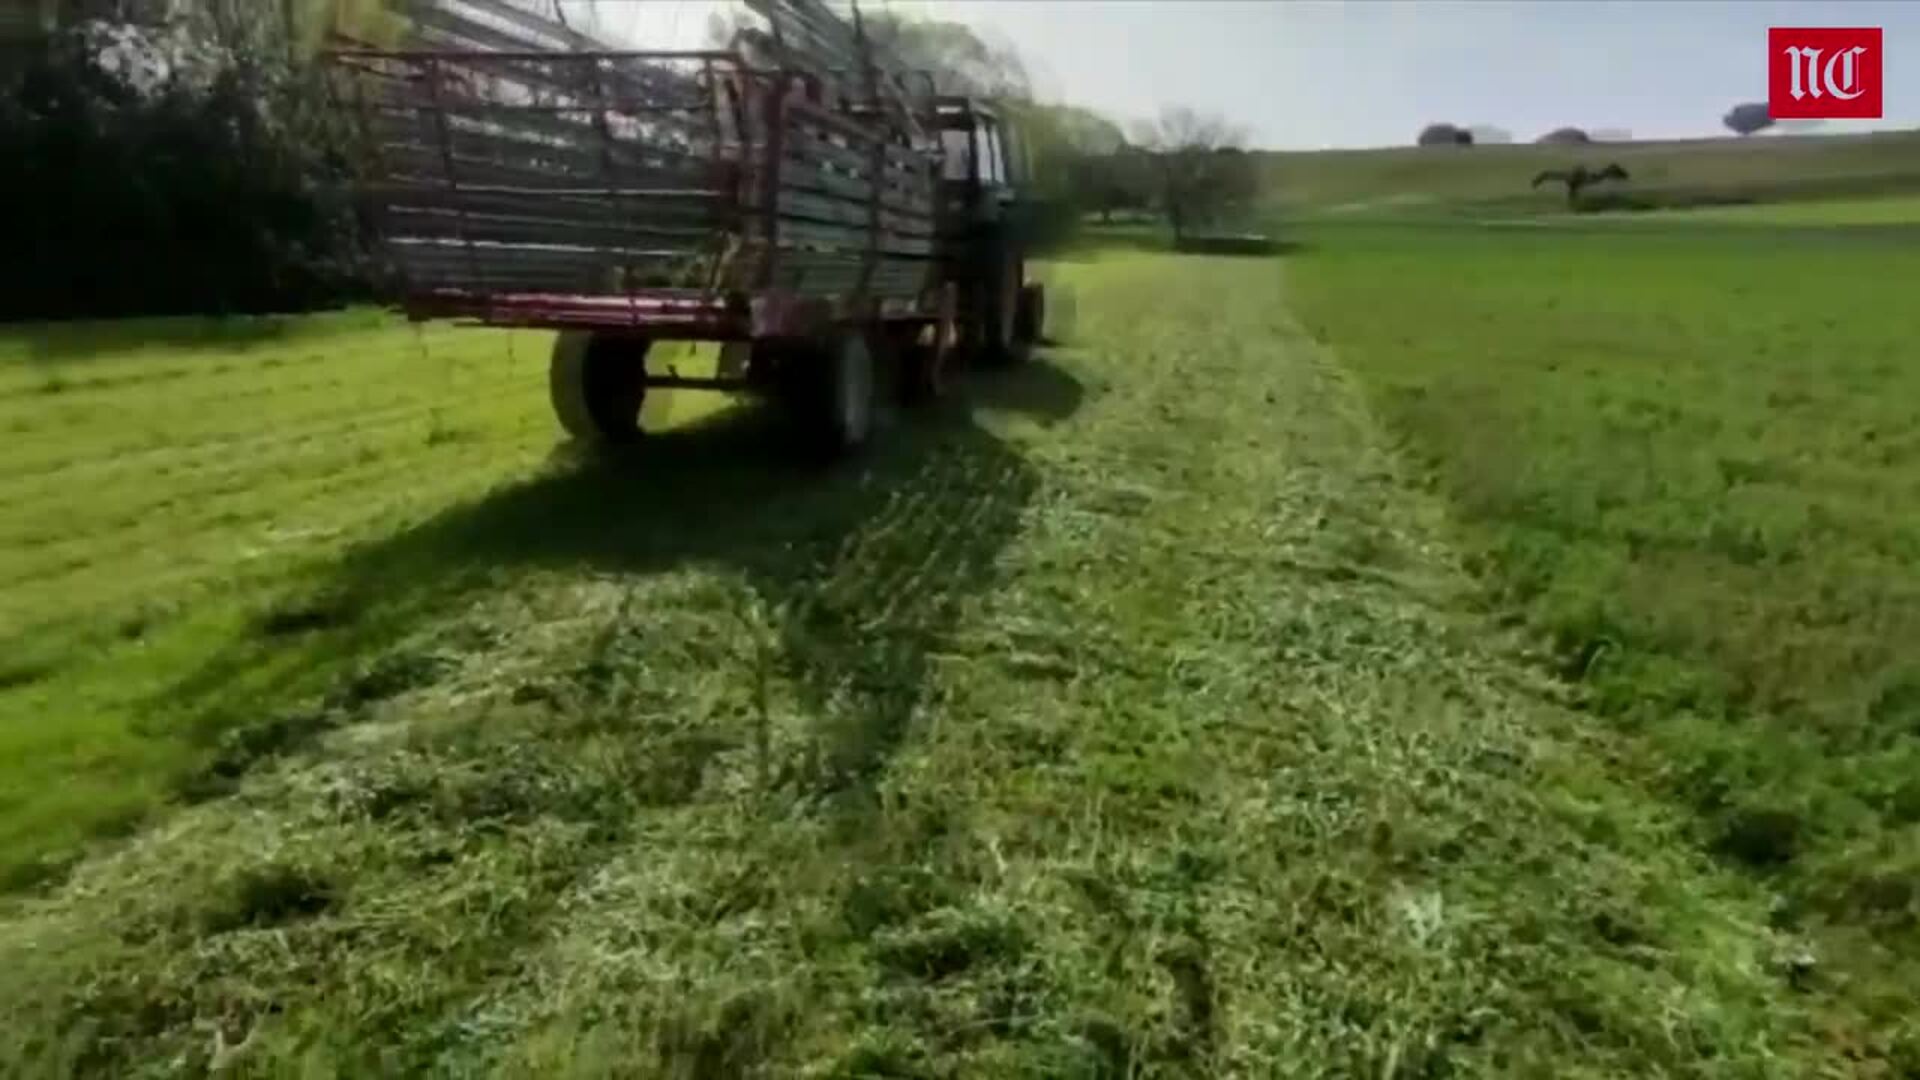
xmin=925 ymin=96 xmax=1042 ymax=363
xmin=932 ymin=97 xmax=1022 ymax=224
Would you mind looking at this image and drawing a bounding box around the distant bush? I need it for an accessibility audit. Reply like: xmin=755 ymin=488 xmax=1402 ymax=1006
xmin=1723 ymin=102 xmax=1775 ymax=137
xmin=1417 ymin=122 xmax=1473 ymax=146
xmin=1537 ymin=126 xmax=1592 ymax=145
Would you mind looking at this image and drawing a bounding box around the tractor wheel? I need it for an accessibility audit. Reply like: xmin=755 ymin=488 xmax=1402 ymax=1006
xmin=978 ymin=252 xmax=1025 ymax=367
xmin=785 ymin=330 xmax=876 ymax=457
xmin=549 ymin=330 xmax=649 ymax=444
xmin=901 ymin=284 xmax=960 ymax=405
xmin=1014 ymin=282 xmax=1046 ymax=347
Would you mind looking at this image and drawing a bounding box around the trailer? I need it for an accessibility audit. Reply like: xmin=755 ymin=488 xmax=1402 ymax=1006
xmin=326 ymin=0 xmax=1043 ymax=455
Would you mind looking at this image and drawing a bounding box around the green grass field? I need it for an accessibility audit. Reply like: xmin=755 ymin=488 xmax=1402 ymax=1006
xmin=8 ymin=124 xmax=1920 ymax=1072
xmin=0 ymin=317 xmax=732 ymax=887
xmin=1632 ymin=192 xmax=1920 ymax=224
xmin=1289 ymin=215 xmax=1920 ymax=1066
xmin=1265 ymin=128 xmax=1920 ymax=216
xmin=1 ymin=240 xmax=1916 ymax=1075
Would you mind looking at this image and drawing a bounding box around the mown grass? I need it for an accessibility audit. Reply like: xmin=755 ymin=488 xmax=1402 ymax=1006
xmin=0 ymin=314 xmax=733 ymax=886
xmin=1290 ymin=217 xmax=1920 ymax=1057
xmin=0 ymin=252 xmax=1906 ymax=1075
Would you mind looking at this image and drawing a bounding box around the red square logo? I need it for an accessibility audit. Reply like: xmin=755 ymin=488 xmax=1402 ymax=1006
xmin=1769 ymin=27 xmax=1883 ymax=119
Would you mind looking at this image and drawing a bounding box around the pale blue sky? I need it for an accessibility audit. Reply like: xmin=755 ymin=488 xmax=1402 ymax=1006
xmin=581 ymin=1 xmax=1920 ymax=149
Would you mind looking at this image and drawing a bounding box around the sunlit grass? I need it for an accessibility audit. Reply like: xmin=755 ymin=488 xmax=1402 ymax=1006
xmin=1 ymin=253 xmax=1907 ymax=1074
xmin=0 ymin=315 xmax=749 ymax=886
xmin=1292 ymin=218 xmax=1920 ymax=1062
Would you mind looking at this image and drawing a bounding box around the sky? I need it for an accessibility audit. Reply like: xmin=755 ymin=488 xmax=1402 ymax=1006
xmin=571 ymin=1 xmax=1920 ymax=150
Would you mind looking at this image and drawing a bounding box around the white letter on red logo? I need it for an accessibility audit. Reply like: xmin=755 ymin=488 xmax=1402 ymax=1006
xmin=1822 ymin=46 xmax=1867 ymax=99
xmin=1783 ymin=45 xmax=1822 ymax=99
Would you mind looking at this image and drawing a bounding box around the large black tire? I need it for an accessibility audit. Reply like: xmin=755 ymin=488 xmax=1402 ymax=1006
xmin=549 ymin=331 xmax=650 ymax=444
xmin=977 ymin=250 xmax=1026 ymax=367
xmin=1014 ymin=282 xmax=1046 ymax=347
xmin=784 ymin=331 xmax=876 ymax=458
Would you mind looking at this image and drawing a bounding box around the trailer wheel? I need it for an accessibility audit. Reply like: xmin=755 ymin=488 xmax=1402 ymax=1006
xmin=550 ymin=331 xmax=649 ymax=444
xmin=786 ymin=330 xmax=875 ymax=457
xmin=1015 ymin=283 xmax=1046 ymax=346
xmin=978 ymin=251 xmax=1025 ymax=367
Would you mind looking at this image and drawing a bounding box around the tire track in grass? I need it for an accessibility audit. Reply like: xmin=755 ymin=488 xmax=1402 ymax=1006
xmin=0 ymin=316 xmax=487 ymax=398
xmin=0 ymin=379 xmax=538 ymax=554
xmin=0 ymin=335 xmax=537 ymax=483
xmin=0 ymin=426 xmax=551 ymax=646
xmin=0 ymin=363 xmax=530 ymax=487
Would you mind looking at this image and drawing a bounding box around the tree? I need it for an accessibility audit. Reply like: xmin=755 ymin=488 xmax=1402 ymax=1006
xmin=782 ymin=11 xmax=1139 ymax=229
xmin=860 ymin=12 xmax=1030 ymax=99
xmin=1136 ymin=106 xmax=1254 ymax=240
xmin=1064 ymin=146 xmax=1153 ymax=223
xmin=1537 ymin=126 xmax=1591 ymax=145
xmin=1417 ymin=122 xmax=1471 ymax=146
xmin=1722 ymin=102 xmax=1774 ymax=137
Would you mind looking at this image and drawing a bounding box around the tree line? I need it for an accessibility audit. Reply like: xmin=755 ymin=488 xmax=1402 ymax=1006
xmin=858 ymin=12 xmax=1259 ymax=241
xmin=1416 ymin=100 xmax=1802 ymax=147
xmin=0 ymin=0 xmax=368 ymax=320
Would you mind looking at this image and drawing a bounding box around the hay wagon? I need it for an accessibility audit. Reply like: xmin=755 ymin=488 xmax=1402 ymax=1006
xmin=327 ymin=0 xmax=1043 ymax=454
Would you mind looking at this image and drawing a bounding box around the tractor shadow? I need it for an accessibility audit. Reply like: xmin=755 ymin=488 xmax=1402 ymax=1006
xmin=163 ymin=356 xmax=1083 ymax=799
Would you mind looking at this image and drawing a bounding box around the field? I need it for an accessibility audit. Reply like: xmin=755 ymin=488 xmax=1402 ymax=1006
xmin=1264 ymin=128 xmax=1920 ymax=216
xmin=1631 ymin=192 xmax=1920 ymax=225
xmin=5 ymin=135 xmax=1920 ymax=1072
xmin=1290 ymin=214 xmax=1920 ymax=1052
xmin=0 ymin=318 xmax=739 ymax=885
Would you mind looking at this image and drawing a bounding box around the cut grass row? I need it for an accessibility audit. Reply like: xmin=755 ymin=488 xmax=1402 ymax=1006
xmin=1289 ymin=216 xmax=1920 ymax=1058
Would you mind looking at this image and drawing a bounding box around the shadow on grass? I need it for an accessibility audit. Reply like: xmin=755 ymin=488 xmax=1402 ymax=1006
xmin=160 ymin=356 xmax=1082 ymax=799
xmin=972 ymin=355 xmax=1086 ymax=423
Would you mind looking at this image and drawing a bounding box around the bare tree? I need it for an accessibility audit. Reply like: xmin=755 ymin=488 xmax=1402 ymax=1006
xmin=1137 ymin=106 xmax=1252 ymax=240
xmin=1722 ymin=102 xmax=1774 ymax=137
